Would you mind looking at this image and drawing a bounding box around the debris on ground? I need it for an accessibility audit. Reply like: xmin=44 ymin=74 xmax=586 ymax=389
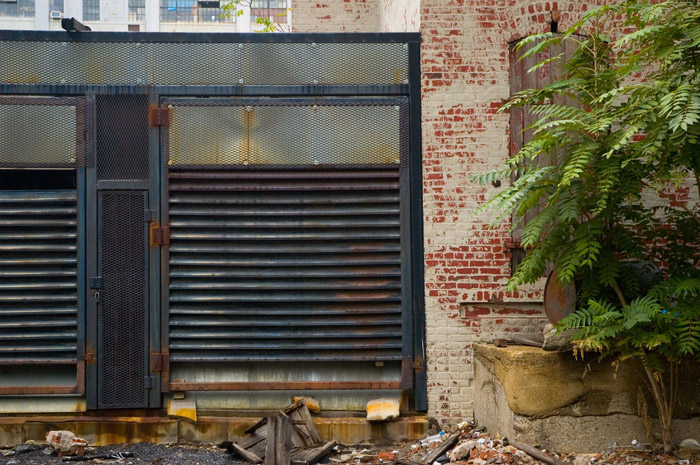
xmin=46 ymin=431 xmax=89 ymax=457
xmin=220 ymin=399 xmax=335 ymax=465
xmin=62 ymin=451 xmax=134 ymax=462
xmin=379 ymin=426 xmax=700 ymax=465
xmin=294 ymin=396 xmax=322 ymax=414
xmin=366 ymin=398 xmax=400 ymax=422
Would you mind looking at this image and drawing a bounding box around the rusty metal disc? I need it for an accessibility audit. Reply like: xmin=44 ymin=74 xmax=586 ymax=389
xmin=543 ymin=270 xmax=576 ymax=324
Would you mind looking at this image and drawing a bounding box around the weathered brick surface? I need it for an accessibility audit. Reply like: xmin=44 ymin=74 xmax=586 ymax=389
xmin=418 ymin=0 xmax=596 ymax=424
xmin=291 ymin=0 xmax=380 ymax=32
xmin=380 ymin=0 xmax=420 ymax=32
xmin=290 ymin=0 xmax=664 ymax=424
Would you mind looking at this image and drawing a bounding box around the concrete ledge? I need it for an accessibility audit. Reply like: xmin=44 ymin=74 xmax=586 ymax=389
xmin=0 ymin=415 xmax=427 ymax=447
xmin=474 ymin=344 xmax=700 ymax=452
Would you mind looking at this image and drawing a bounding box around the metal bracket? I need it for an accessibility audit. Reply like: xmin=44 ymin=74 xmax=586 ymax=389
xmin=148 ymin=104 xmax=170 ymax=127
xmin=413 ymin=358 xmax=424 ymax=372
xmin=150 ymin=351 xmax=170 ymax=373
xmin=149 ymin=223 xmax=170 ymax=247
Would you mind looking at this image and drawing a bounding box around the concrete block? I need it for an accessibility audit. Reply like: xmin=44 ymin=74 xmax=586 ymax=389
xmin=366 ymin=398 xmax=400 ymax=422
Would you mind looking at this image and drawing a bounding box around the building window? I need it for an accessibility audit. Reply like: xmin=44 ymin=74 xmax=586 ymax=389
xmin=160 ymin=0 xmax=234 ymax=23
xmin=250 ymin=0 xmax=288 ymax=26
xmin=0 ymin=0 xmax=34 ymax=18
xmin=48 ymin=0 xmax=62 ymax=12
xmin=83 ymin=0 xmax=99 ymax=20
xmin=129 ymin=0 xmax=145 ymax=22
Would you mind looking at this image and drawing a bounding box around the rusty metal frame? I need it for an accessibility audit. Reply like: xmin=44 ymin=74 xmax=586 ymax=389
xmin=0 ymin=361 xmax=85 ymax=396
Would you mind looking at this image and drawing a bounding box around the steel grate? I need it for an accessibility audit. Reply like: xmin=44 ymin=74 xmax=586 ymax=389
xmin=167 ymin=169 xmax=404 ymax=363
xmin=0 ymin=189 xmax=78 ymax=364
xmin=0 ymin=97 xmax=86 ymax=168
xmin=98 ymin=192 xmax=148 ymax=408
xmin=96 ymin=95 xmax=149 ymax=180
xmin=0 ymin=41 xmax=408 ymax=86
xmin=168 ymin=99 xmax=408 ymax=167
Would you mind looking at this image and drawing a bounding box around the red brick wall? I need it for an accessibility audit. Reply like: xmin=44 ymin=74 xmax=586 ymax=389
xmin=292 ymin=0 xmax=606 ymax=422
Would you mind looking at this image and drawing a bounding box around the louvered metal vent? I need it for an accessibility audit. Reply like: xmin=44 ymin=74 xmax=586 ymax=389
xmin=0 ymin=190 xmax=78 ymax=363
xmin=167 ymin=169 xmax=403 ymax=363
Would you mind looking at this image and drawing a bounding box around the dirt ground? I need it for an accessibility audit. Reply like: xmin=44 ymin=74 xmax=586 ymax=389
xmin=3 ymin=430 xmax=699 ymax=465
xmin=0 ymin=443 xmax=246 ymax=465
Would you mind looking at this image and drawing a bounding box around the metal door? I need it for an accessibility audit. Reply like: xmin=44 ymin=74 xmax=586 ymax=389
xmin=86 ymin=94 xmax=157 ymax=409
xmin=95 ymin=191 xmax=149 ymax=408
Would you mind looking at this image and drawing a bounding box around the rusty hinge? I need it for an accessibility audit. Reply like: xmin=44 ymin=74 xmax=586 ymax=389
xmin=150 ymin=223 xmax=170 ymax=247
xmin=83 ymin=351 xmax=95 ymax=364
xmin=148 ymin=104 xmax=170 ymax=127
xmin=150 ymin=352 xmax=170 ymax=373
xmin=413 ymin=358 xmax=424 ymax=372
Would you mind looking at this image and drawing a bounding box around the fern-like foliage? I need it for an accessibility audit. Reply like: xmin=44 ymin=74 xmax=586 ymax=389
xmin=476 ymin=0 xmax=700 ymax=368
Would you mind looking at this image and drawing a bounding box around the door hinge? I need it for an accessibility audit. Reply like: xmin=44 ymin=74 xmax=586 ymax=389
xmin=148 ymin=104 xmax=171 ymax=127
xmin=413 ymin=358 xmax=424 ymax=372
xmin=83 ymin=351 xmax=95 ymax=364
xmin=149 ymin=223 xmax=170 ymax=247
xmin=145 ymin=376 xmax=158 ymax=390
xmin=150 ymin=351 xmax=170 ymax=373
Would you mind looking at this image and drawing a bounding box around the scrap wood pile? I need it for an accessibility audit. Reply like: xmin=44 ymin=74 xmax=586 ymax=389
xmin=221 ymin=400 xmax=336 ymax=465
xmin=387 ymin=428 xmax=567 ymax=465
xmin=384 ymin=427 xmax=700 ymax=465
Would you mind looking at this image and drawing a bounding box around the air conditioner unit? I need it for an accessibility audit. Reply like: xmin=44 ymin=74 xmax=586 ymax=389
xmin=50 ymin=10 xmax=62 ymax=19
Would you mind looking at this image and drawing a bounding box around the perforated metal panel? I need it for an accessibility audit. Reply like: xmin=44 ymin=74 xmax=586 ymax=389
xmin=98 ymin=192 xmax=148 ymax=408
xmin=0 ymin=97 xmax=86 ymax=168
xmin=96 ymin=95 xmax=149 ymax=180
xmin=168 ymin=98 xmax=408 ymax=167
xmin=168 ymin=169 xmax=403 ymax=363
xmin=0 ymin=40 xmax=408 ymax=86
xmin=0 ymin=189 xmax=78 ymax=363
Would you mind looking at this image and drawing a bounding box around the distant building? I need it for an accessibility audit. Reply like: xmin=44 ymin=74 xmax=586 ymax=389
xmin=0 ymin=0 xmax=291 ymax=33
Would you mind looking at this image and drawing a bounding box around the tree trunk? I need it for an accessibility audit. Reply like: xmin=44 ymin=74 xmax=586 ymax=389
xmin=641 ymin=358 xmax=679 ymax=453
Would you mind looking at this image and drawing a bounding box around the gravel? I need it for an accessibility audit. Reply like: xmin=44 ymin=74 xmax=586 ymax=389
xmin=0 ymin=443 xmax=247 ymax=465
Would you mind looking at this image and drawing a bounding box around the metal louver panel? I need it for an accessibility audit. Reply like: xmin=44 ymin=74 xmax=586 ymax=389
xmin=0 ymin=190 xmax=78 ymax=363
xmin=168 ymin=169 xmax=403 ymax=363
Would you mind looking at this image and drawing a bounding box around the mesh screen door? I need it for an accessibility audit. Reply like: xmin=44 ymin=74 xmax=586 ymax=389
xmin=96 ymin=191 xmax=149 ymax=408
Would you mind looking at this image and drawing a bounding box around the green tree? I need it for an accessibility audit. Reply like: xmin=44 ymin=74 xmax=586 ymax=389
xmin=478 ymin=0 xmax=700 ymax=452
xmin=221 ymin=0 xmax=290 ymax=32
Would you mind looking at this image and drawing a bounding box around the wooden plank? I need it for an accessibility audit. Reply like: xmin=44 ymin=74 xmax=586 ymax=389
xmin=509 ymin=40 xmax=526 ymax=245
xmin=420 ymin=432 xmax=461 ymax=464
xmin=237 ymin=426 xmax=267 ymax=449
xmin=230 ymin=442 xmax=263 ymax=464
xmin=303 ymin=441 xmax=336 ymax=465
xmin=511 ymin=442 xmax=566 ymax=465
xmin=288 ymin=402 xmax=322 ymax=446
xmin=265 ymin=414 xmax=292 ymax=465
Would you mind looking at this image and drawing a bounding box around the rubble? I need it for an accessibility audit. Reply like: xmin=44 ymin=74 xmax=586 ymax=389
xmin=366 ymin=398 xmax=400 ymax=422
xmin=680 ymin=439 xmax=700 ymax=451
xmin=541 ymin=324 xmax=576 ymax=352
xmin=45 ymin=431 xmax=88 ymax=457
xmin=221 ymin=400 xmax=335 ymax=465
